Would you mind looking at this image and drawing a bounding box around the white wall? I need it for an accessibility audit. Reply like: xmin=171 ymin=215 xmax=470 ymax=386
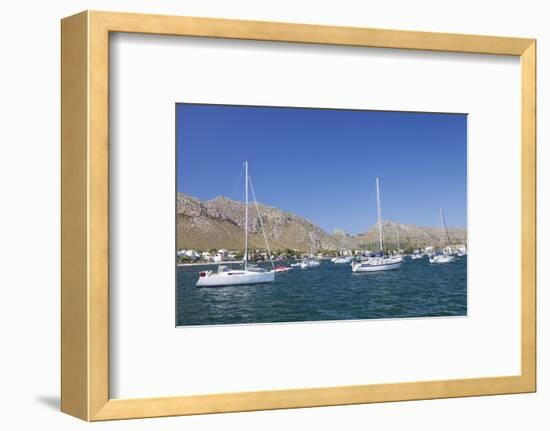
xmin=0 ymin=0 xmax=546 ymax=429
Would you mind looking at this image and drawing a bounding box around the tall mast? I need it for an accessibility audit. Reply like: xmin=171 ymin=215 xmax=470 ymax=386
xmin=441 ymin=207 xmax=452 ymax=246
xmin=376 ymin=177 xmax=383 ymax=252
xmin=244 ymin=161 xmax=248 ymax=270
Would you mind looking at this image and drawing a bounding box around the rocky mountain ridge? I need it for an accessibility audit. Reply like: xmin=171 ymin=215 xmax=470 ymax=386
xmin=177 ymin=193 xmax=467 ymax=251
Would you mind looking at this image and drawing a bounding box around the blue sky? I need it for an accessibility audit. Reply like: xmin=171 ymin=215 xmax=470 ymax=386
xmin=176 ymin=103 xmax=467 ymax=234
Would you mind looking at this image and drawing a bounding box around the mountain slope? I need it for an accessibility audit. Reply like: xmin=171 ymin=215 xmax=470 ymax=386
xmin=177 ymin=193 xmax=466 ymax=251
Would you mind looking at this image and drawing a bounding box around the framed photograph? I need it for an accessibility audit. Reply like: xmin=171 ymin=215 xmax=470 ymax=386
xmin=176 ymin=103 xmax=468 ymax=325
xmin=61 ymin=11 xmax=536 ymax=421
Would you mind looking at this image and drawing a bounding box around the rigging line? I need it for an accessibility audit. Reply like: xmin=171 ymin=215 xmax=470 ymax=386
xmin=248 ymin=174 xmax=275 ymax=270
xmin=355 ymin=179 xmax=378 ymax=251
xmin=375 ymin=178 xmax=385 ymax=250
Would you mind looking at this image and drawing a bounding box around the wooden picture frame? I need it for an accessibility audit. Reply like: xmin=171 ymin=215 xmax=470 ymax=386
xmin=61 ymin=10 xmax=536 ymax=421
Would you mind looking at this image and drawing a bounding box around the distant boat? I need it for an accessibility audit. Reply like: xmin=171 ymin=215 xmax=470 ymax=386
xmin=196 ymin=161 xmax=275 ymax=287
xmin=411 ymin=232 xmax=423 ymax=259
xmin=430 ymin=254 xmax=454 ymax=264
xmin=429 ymin=208 xmax=456 ymax=264
xmin=333 ymin=256 xmax=353 ymax=264
xmin=352 ymin=178 xmax=403 ymax=272
xmin=300 ymin=257 xmax=321 ymax=269
xmin=392 ymin=225 xmax=404 ymax=262
xmin=297 ymin=233 xmax=321 ymax=269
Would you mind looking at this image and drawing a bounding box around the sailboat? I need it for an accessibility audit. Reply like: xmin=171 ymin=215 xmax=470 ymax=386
xmin=300 ymin=258 xmax=321 ymax=269
xmin=299 ymin=236 xmax=321 ymax=268
xmin=429 ymin=208 xmax=455 ymax=264
xmin=411 ymin=232 xmax=423 ymax=259
xmin=351 ymin=178 xmax=403 ymax=272
xmin=196 ymin=161 xmax=275 ymax=287
xmin=333 ymin=255 xmax=353 ymax=264
xmin=333 ymin=236 xmax=353 ymax=263
xmin=392 ymin=224 xmax=404 ymax=262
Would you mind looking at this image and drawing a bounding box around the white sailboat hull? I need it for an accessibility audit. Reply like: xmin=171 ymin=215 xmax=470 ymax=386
xmin=333 ymin=257 xmax=353 ymax=264
xmin=429 ymin=255 xmax=455 ymax=264
xmin=196 ymin=269 xmax=275 ymax=287
xmin=300 ymin=260 xmax=320 ymax=268
xmin=352 ymin=260 xmax=402 ymax=272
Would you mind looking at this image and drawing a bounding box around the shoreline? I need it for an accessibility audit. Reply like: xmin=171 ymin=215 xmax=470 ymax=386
xmin=177 ymin=260 xmax=245 ymax=267
xmin=176 ymin=256 xmax=335 ymax=267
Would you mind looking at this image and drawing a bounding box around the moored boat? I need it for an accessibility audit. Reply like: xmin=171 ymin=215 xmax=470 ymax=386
xmin=300 ymin=257 xmax=321 ymax=269
xmin=297 ymin=235 xmax=321 ymax=269
xmin=352 ymin=177 xmax=403 ymax=273
xmin=429 ymin=208 xmax=455 ymax=265
xmin=352 ymin=256 xmax=402 ymax=272
xmin=196 ymin=161 xmax=275 ymax=287
xmin=197 ymin=265 xmax=274 ymax=287
xmin=333 ymin=256 xmax=353 ymax=264
xmin=429 ymin=254 xmax=455 ymax=264
xmin=410 ymin=233 xmax=423 ymax=259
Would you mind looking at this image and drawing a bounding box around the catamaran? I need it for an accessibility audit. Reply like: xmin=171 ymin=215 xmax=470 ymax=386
xmin=351 ymin=178 xmax=403 ymax=272
xmin=196 ymin=162 xmax=275 ymax=287
xmin=429 ymin=208 xmax=456 ymax=264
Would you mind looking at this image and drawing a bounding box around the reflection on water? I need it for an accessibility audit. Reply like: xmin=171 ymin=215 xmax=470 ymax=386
xmin=176 ymin=257 xmax=467 ymax=326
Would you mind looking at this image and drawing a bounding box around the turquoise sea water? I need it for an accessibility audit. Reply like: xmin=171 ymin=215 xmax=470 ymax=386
xmin=176 ymin=256 xmax=467 ymax=326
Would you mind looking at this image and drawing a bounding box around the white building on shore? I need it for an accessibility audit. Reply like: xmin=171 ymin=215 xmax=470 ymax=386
xmin=177 ymin=249 xmax=200 ymax=260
